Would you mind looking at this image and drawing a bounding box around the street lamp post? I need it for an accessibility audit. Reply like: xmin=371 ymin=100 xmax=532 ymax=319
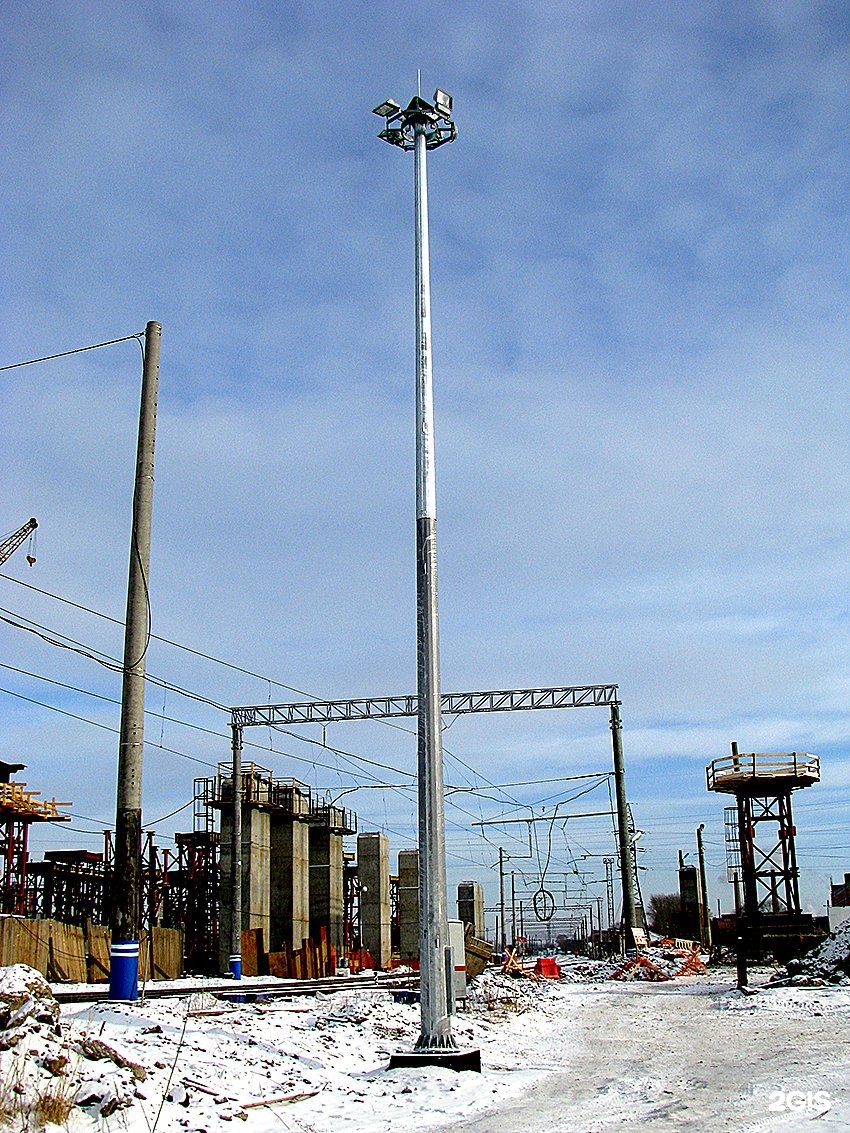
xmin=374 ymin=90 xmax=478 ymax=1072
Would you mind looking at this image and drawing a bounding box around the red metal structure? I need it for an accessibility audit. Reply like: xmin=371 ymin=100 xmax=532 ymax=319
xmin=0 ymin=761 xmax=70 ymax=915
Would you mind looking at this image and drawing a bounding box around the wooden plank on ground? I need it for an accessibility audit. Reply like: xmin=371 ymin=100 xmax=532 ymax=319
xmin=464 ymin=929 xmax=493 ymax=979
xmin=294 ymin=948 xmax=305 ymax=980
xmin=267 ymin=950 xmax=289 ymax=979
xmin=319 ymin=927 xmax=329 ymax=977
xmin=241 ymin=928 xmax=263 ymax=978
xmin=139 ymin=930 xmax=152 ymax=983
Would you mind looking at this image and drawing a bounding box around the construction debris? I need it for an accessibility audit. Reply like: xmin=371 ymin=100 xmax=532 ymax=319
xmin=770 ymin=919 xmax=850 ymax=987
xmin=608 ymin=936 xmax=708 ymax=982
xmin=0 ymin=964 xmax=138 ymax=1120
xmin=610 ymin=954 xmax=671 ymax=982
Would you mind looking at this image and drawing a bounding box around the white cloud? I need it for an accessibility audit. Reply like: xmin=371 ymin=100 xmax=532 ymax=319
xmin=2 ymin=0 xmax=849 ymax=912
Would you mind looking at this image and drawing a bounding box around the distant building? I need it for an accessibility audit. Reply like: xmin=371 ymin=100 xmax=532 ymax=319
xmin=829 ymin=873 xmax=850 ymax=931
xmin=830 ymin=873 xmax=850 ymax=907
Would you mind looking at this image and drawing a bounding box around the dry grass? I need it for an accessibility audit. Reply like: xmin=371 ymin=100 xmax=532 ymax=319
xmin=31 ymin=1079 xmax=75 ymax=1127
xmin=0 ymin=1051 xmax=26 ymax=1127
xmin=0 ymin=1050 xmax=76 ymax=1130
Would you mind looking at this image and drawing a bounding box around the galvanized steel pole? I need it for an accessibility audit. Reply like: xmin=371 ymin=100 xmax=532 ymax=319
xmin=374 ymin=89 xmax=475 ymax=1068
xmin=511 ymin=870 xmax=516 ymax=949
xmin=110 ymin=320 xmax=160 ymax=1001
xmin=412 ymin=117 xmax=454 ymax=1052
xmin=498 ymin=847 xmax=506 ymax=953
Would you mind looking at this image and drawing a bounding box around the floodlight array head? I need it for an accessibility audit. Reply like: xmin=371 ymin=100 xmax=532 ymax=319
xmin=372 ymin=89 xmax=457 ymax=151
xmin=433 ymin=89 xmax=452 ymax=115
xmin=372 ymin=99 xmax=401 ymax=118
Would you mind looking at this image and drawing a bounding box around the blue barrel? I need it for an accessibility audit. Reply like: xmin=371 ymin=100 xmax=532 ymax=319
xmin=229 ymin=953 xmax=242 ymax=980
xmin=109 ymin=940 xmax=139 ymax=1001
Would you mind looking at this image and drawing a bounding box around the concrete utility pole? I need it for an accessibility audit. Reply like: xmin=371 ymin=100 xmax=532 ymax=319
xmin=603 ymin=856 xmax=615 ymax=931
xmin=374 ymin=89 xmax=477 ymax=1071
xmin=696 ymin=822 xmax=712 ymax=950
xmin=110 ymin=320 xmax=160 ymax=1001
xmin=511 ymin=870 xmax=516 ymax=949
xmin=499 ymin=848 xmax=506 ymax=953
xmin=610 ymin=701 xmax=638 ymax=942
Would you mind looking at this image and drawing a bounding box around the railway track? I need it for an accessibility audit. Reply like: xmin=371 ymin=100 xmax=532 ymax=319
xmin=52 ymin=969 xmax=419 ymax=1005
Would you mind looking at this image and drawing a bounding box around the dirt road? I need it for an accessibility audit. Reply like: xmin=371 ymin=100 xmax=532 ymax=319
xmin=431 ymin=978 xmax=850 ymax=1132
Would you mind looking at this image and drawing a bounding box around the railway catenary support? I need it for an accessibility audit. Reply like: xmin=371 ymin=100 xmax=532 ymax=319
xmin=229 ymin=684 xmax=638 ymax=946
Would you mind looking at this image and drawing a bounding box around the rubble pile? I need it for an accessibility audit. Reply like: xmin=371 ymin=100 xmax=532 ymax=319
xmin=0 ymin=963 xmax=142 ymax=1125
xmin=558 ymin=956 xmax=620 ymax=982
xmin=771 ymin=920 xmax=850 ymax=987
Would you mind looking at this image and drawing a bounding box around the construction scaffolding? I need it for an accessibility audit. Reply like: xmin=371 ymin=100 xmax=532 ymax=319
xmin=28 ymin=849 xmax=109 ymax=925
xmin=0 ymin=761 xmax=70 ymax=916
xmin=343 ymin=851 xmax=361 ymax=954
xmin=161 ymin=831 xmax=221 ymax=974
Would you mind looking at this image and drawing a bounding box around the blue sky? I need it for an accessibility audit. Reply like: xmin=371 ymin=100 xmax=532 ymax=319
xmin=2 ymin=1 xmax=850 ymax=932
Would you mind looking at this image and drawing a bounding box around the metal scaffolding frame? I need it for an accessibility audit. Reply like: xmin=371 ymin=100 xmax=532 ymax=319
xmin=741 ymin=793 xmax=802 ymax=917
xmin=0 ymin=765 xmax=71 ymax=916
xmin=29 ymin=849 xmax=110 ymax=925
xmin=708 ymin=747 xmax=819 ymax=957
xmin=161 ymin=831 xmax=221 ymax=975
xmin=343 ymin=852 xmax=361 ymax=954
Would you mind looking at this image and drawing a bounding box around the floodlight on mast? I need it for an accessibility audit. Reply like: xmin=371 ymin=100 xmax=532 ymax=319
xmin=372 ymin=90 xmax=456 ymax=151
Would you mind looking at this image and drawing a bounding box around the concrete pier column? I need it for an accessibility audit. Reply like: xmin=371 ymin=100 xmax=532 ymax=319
xmin=219 ymin=805 xmax=270 ymax=972
xmin=457 ymin=881 xmax=485 ymax=938
xmin=270 ymin=815 xmax=310 ymax=950
xmin=398 ymin=848 xmax=420 ymax=964
xmin=358 ymin=832 xmax=391 ymax=968
xmin=309 ymin=821 xmax=345 ymax=955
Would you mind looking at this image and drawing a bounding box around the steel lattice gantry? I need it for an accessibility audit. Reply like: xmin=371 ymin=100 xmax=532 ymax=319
xmin=228 ymin=684 xmax=638 ymax=937
xmin=232 ymin=684 xmax=619 ymax=728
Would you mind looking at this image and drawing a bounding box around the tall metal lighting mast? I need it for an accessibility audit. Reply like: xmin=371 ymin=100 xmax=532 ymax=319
xmin=373 ymin=90 xmax=477 ymax=1070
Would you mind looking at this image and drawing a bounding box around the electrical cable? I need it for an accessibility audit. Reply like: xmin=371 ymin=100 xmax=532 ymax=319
xmin=0 ymin=607 xmax=227 ymax=711
xmin=0 ymin=332 xmax=144 ymax=372
xmin=0 ymin=574 xmax=621 ymax=849
xmin=0 ymin=685 xmax=216 ymax=769
xmin=0 ymin=582 xmax=635 ymax=877
xmin=0 ymin=574 xmax=345 ymax=702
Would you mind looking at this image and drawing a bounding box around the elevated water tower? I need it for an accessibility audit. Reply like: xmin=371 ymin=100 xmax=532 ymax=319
xmin=707 ymin=743 xmax=819 ymax=953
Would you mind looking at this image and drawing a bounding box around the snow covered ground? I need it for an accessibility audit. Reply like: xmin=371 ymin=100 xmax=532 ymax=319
xmin=3 ymin=959 xmax=850 ymax=1132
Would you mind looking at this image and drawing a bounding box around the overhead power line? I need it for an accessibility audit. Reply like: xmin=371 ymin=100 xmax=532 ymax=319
xmin=0 ymin=578 xmax=535 ymax=809
xmin=0 ymin=578 xmax=627 ymax=862
xmin=0 ymin=333 xmax=144 ymax=372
